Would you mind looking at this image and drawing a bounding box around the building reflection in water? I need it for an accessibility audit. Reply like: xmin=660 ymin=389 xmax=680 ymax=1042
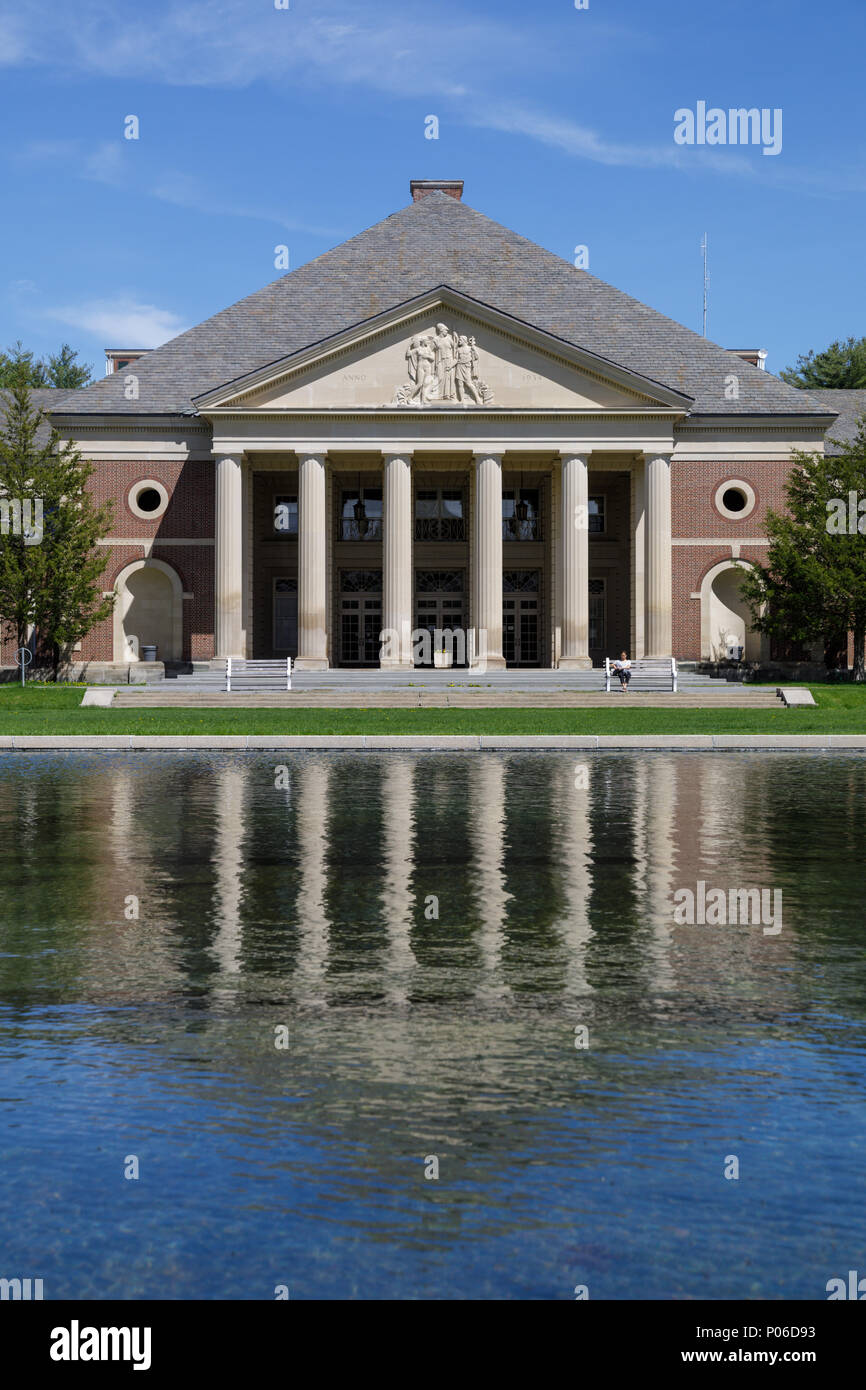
xmin=7 ymin=750 xmax=815 ymax=1009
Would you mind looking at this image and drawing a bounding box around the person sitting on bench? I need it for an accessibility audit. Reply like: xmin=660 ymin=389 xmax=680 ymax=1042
xmin=612 ymin=652 xmax=631 ymax=692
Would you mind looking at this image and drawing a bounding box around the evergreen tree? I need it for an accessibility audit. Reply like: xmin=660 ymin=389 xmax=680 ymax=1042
xmin=740 ymin=414 xmax=866 ymax=679
xmin=0 ymin=379 xmax=113 ymax=673
xmin=0 ymin=340 xmax=93 ymax=389
xmin=780 ymin=335 xmax=866 ymax=390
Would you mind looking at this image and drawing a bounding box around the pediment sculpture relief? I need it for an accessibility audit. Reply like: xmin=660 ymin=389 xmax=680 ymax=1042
xmin=391 ymin=323 xmax=494 ymax=406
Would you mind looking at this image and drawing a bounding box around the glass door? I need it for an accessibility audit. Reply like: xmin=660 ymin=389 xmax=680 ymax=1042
xmin=414 ymin=570 xmax=466 ymax=666
xmin=339 ymin=570 xmax=382 ymax=666
xmin=503 ymin=570 xmax=541 ymax=665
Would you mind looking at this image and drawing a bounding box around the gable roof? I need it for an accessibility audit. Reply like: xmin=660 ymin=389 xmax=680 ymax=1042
xmin=52 ymin=192 xmax=834 ymax=420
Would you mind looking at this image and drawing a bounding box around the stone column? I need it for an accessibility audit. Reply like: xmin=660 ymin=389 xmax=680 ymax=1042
xmin=644 ymin=452 xmax=673 ymax=656
xmin=296 ymin=451 xmax=329 ymax=670
xmin=214 ymin=452 xmax=245 ymax=657
xmin=559 ymin=451 xmax=591 ymax=669
xmin=471 ymin=450 xmax=506 ymax=669
xmin=631 ymin=456 xmax=646 ymax=658
xmin=381 ymin=451 xmax=414 ymax=669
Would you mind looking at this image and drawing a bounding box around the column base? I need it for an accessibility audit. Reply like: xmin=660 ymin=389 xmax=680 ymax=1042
xmin=293 ymin=657 xmax=330 ymax=672
xmin=470 ymin=655 xmax=507 ymax=670
xmin=380 ymin=658 xmax=415 ymax=671
xmin=558 ymin=656 xmax=593 ymax=670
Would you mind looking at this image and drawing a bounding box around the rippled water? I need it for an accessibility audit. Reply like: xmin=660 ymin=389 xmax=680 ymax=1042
xmin=0 ymin=751 xmax=864 ymax=1299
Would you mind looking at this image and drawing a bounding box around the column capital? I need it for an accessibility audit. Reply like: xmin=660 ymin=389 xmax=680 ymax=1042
xmin=557 ymin=448 xmax=591 ymax=463
xmin=471 ymin=448 xmax=504 ymax=465
xmin=295 ymin=448 xmax=328 ymax=463
xmin=642 ymin=448 xmax=672 ymax=462
xmin=380 ymin=448 xmax=413 ymax=463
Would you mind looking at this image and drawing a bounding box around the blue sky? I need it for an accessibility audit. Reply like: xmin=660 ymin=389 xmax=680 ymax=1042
xmin=1 ymin=0 xmax=864 ymax=380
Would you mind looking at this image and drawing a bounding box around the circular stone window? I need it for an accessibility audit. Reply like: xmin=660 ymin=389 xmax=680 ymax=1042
xmin=714 ymin=479 xmax=756 ymax=521
xmin=129 ymin=479 xmax=169 ymax=520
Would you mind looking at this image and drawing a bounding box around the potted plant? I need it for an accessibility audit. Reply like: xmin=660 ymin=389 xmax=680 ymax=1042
xmin=433 ymin=646 xmax=453 ymax=669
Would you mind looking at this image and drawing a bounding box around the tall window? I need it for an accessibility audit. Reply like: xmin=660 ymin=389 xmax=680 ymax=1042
xmin=341 ymin=486 xmax=382 ymax=540
xmin=502 ymin=488 xmax=541 ymax=540
xmin=589 ymin=578 xmax=606 ymax=650
xmin=415 ymin=489 xmax=465 ymax=541
xmin=273 ymin=495 xmax=298 ymax=535
xmin=589 ymin=496 xmax=605 ymax=534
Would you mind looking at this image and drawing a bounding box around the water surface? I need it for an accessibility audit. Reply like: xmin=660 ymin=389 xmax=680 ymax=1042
xmin=0 ymin=751 xmax=864 ymax=1299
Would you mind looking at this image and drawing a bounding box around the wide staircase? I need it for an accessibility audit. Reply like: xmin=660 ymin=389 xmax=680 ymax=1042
xmin=110 ymin=661 xmax=780 ymax=708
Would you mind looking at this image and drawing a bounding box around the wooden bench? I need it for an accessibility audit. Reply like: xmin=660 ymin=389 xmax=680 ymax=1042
xmin=224 ymin=657 xmax=292 ymax=692
xmin=605 ymin=657 xmax=678 ymax=692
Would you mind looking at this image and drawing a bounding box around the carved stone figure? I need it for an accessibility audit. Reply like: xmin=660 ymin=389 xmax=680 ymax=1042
xmin=390 ymin=322 xmax=494 ymax=406
xmin=433 ymin=323 xmax=458 ymax=400
xmin=455 ymin=335 xmax=482 ymax=403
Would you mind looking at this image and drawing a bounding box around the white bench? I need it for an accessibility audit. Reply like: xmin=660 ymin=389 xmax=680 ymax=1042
xmin=605 ymin=657 xmax=677 ymax=692
xmin=224 ymin=657 xmax=292 ymax=692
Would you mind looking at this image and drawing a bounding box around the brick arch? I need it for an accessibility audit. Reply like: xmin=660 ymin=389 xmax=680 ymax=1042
xmin=112 ymin=557 xmax=183 ymax=662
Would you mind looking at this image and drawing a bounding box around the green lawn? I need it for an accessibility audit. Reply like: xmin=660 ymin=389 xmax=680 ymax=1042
xmin=1 ymin=683 xmax=866 ymax=734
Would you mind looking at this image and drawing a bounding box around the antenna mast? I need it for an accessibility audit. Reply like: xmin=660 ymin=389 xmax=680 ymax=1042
xmin=700 ymin=233 xmax=709 ymax=337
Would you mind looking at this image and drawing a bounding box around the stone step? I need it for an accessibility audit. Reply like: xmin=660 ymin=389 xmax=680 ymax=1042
xmin=114 ymin=689 xmax=780 ymax=709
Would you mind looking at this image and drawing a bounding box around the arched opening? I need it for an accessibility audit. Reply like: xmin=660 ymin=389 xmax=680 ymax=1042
xmin=113 ymin=559 xmax=183 ymax=662
xmin=701 ymin=560 xmax=762 ymax=661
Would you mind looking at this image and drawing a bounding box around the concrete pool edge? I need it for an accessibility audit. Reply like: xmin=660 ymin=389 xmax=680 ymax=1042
xmin=2 ymin=733 xmax=866 ymax=751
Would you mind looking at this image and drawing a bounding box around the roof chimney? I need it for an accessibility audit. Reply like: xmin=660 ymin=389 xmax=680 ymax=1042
xmin=410 ymin=179 xmax=464 ymax=202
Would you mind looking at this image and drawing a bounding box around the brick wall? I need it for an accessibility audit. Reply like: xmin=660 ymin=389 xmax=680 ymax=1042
xmin=1 ymin=458 xmax=216 ymax=665
xmin=671 ymin=458 xmax=788 ymax=658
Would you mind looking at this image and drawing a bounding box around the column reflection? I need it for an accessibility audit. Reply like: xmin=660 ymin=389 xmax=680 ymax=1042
xmin=471 ymin=757 xmax=511 ymax=998
xmin=212 ymin=760 xmax=248 ymax=983
xmin=555 ymin=759 xmax=595 ymax=997
xmin=294 ymin=760 xmax=331 ymax=1001
xmin=381 ymin=757 xmax=417 ymax=1002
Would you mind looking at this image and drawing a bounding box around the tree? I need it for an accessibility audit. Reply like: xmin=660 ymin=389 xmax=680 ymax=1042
xmin=44 ymin=343 xmax=94 ymax=389
xmin=740 ymin=414 xmax=866 ymax=680
xmin=0 ymin=378 xmax=114 ymax=674
xmin=0 ymin=340 xmax=93 ymax=389
xmin=780 ymin=336 xmax=866 ymax=390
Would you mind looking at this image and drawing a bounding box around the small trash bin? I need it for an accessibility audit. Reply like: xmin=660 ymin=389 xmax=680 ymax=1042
xmin=141 ymin=644 xmax=157 ymax=662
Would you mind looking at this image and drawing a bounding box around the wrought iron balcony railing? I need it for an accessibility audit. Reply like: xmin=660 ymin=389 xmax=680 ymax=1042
xmin=414 ymin=517 xmax=466 ymax=542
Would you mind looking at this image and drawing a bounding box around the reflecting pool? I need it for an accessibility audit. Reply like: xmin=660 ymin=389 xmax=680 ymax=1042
xmin=0 ymin=751 xmax=864 ymax=1299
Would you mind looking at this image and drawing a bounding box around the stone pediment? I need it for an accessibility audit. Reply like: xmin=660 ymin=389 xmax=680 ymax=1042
xmin=195 ymin=290 xmax=691 ymax=414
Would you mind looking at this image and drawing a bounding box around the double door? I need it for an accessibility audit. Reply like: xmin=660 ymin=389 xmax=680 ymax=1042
xmin=503 ymin=570 xmax=540 ymax=665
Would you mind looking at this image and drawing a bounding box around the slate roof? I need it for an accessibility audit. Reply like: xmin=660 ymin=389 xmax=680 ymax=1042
xmin=50 ymin=192 xmax=835 ymax=421
xmin=805 ymin=390 xmax=866 ymax=454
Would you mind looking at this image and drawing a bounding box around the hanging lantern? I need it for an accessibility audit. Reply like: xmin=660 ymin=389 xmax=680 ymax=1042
xmin=354 ymin=493 xmax=369 ymax=537
xmin=515 ymin=493 xmax=530 ymax=525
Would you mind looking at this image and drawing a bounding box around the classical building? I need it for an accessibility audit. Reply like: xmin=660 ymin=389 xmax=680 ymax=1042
xmin=10 ymin=179 xmax=858 ymax=672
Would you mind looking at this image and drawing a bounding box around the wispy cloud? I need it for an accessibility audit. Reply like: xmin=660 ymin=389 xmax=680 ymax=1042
xmin=42 ymin=297 xmax=189 ymax=348
xmin=2 ymin=1 xmax=859 ymax=196
xmin=17 ymin=136 xmax=336 ymax=234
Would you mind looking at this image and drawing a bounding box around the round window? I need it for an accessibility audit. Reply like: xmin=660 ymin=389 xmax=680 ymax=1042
xmin=722 ymin=487 xmax=747 ymax=513
xmin=128 ymin=479 xmax=169 ymax=520
xmin=136 ymin=487 xmax=162 ymax=513
xmin=714 ymin=479 xmax=756 ymax=521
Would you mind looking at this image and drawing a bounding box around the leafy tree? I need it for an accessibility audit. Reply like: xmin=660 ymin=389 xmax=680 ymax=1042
xmin=780 ymin=335 xmax=866 ymax=390
xmin=0 ymin=378 xmax=113 ymax=674
xmin=740 ymin=415 xmax=866 ymax=679
xmin=0 ymin=340 xmax=93 ymax=389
